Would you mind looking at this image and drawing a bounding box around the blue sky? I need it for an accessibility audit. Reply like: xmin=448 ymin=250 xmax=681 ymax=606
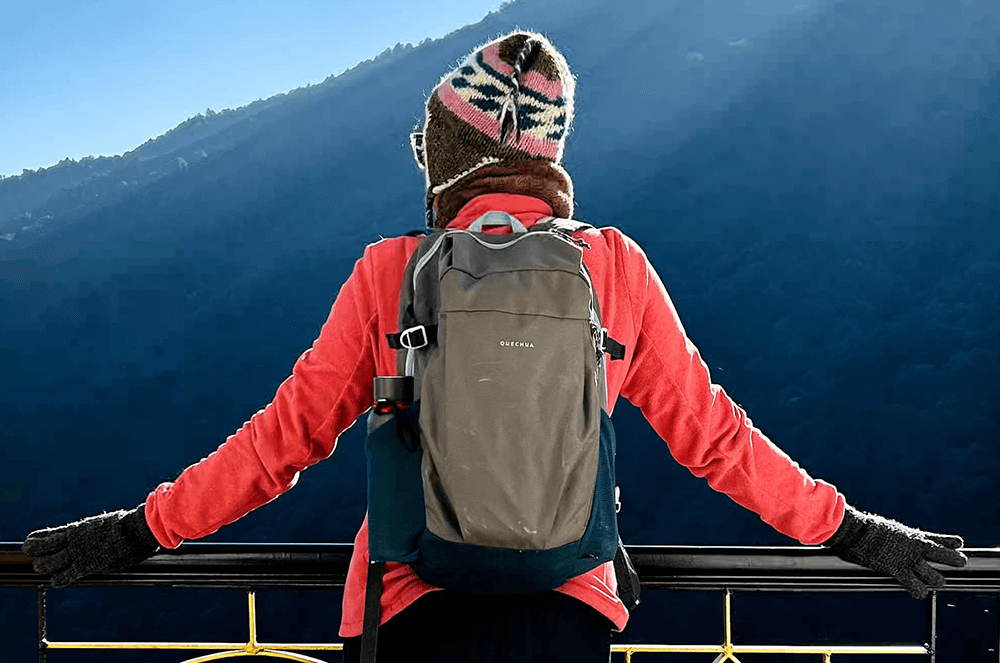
xmin=0 ymin=0 xmax=505 ymax=177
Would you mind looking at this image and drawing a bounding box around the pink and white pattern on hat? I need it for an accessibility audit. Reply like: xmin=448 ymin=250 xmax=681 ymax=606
xmin=433 ymin=41 xmax=573 ymax=162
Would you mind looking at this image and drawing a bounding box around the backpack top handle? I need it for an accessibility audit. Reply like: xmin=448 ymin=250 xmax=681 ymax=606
xmin=467 ymin=211 xmax=529 ymax=234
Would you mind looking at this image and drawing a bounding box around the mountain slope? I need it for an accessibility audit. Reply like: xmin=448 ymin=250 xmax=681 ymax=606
xmin=1 ymin=0 xmax=996 ymax=548
xmin=0 ymin=1 xmax=997 ymax=659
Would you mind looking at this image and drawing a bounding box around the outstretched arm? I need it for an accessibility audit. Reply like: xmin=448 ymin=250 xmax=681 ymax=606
xmin=144 ymin=246 xmax=379 ymax=548
xmin=24 ymin=246 xmax=381 ymax=586
xmin=613 ymin=231 xmax=965 ymax=596
xmin=616 ymin=232 xmax=843 ymax=544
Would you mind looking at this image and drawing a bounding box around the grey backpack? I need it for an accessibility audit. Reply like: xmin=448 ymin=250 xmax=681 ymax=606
xmin=360 ymin=211 xmax=633 ymax=658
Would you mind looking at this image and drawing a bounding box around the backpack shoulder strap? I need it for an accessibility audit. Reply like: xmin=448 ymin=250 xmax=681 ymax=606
xmin=359 ymin=561 xmax=386 ymax=663
xmin=532 ymin=217 xmax=624 ymax=362
xmin=389 ymin=228 xmax=450 ymax=376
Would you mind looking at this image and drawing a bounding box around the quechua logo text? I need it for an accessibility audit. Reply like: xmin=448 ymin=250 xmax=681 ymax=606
xmin=499 ymin=340 xmax=535 ymax=348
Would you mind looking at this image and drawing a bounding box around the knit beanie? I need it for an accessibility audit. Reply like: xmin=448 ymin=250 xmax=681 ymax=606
xmin=415 ymin=31 xmax=577 ymax=227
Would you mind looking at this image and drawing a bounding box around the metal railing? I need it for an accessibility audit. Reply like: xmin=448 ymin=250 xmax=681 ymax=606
xmin=3 ymin=543 xmax=999 ymax=662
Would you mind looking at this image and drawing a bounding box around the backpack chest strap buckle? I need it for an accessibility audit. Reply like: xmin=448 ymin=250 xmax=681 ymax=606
xmin=386 ymin=324 xmax=437 ymax=350
xmin=400 ymin=325 xmax=428 ymax=349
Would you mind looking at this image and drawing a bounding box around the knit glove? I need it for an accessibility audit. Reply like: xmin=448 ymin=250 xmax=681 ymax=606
xmin=824 ymin=504 xmax=967 ymax=599
xmin=22 ymin=504 xmax=161 ymax=588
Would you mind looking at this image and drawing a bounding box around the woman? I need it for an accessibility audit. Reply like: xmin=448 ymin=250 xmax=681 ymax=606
xmin=24 ymin=30 xmax=966 ymax=663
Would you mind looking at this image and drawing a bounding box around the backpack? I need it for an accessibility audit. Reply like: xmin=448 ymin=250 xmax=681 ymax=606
xmin=360 ymin=211 xmax=635 ymax=660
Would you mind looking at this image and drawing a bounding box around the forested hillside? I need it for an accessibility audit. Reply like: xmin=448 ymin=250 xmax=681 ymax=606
xmin=1 ymin=0 xmax=996 ymax=659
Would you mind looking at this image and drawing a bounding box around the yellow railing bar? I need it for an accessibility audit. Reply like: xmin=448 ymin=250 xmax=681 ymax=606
xmin=44 ymin=641 xmax=343 ymax=650
xmin=731 ymin=646 xmax=926 ymax=654
xmin=45 ymin=642 xmax=269 ymax=650
xmin=611 ymin=644 xmax=927 ymax=661
xmin=608 ymin=644 xmax=928 ymax=654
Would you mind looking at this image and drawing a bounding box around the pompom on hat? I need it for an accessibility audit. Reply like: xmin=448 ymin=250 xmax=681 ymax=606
xmin=412 ymin=31 xmax=577 ymax=227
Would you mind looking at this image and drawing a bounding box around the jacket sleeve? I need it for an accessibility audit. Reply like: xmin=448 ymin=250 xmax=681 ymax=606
xmin=614 ymin=231 xmax=844 ymax=545
xmin=145 ymin=247 xmax=380 ymax=549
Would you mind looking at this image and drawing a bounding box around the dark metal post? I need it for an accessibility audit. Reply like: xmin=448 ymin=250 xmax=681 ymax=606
xmin=928 ymin=590 xmax=937 ymax=663
xmin=37 ymin=585 xmax=47 ymax=663
xmin=995 ymin=592 xmax=999 ymax=663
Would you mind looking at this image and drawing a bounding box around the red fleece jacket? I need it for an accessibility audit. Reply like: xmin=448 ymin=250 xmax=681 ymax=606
xmin=144 ymin=193 xmax=846 ymax=637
